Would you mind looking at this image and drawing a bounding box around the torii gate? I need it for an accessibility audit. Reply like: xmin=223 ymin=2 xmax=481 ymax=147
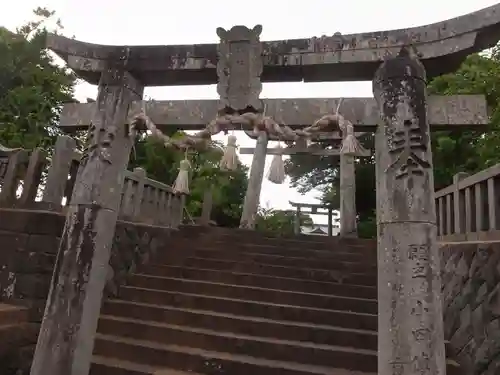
xmin=288 ymin=201 xmax=339 ymax=236
xmin=239 ymin=132 xmax=371 ymax=237
xmin=32 ymin=4 xmax=497 ymax=375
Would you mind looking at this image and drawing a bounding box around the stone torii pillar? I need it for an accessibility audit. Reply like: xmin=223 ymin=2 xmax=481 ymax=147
xmin=240 ymin=130 xmax=268 ymax=229
xmin=340 ymin=134 xmax=357 ymax=237
xmin=30 ymin=66 xmax=144 ymax=375
xmin=373 ymin=47 xmax=445 ymax=375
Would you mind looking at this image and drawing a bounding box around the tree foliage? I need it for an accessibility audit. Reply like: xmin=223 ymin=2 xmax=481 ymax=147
xmin=0 ymin=7 xmax=75 ymax=149
xmin=285 ymin=49 xmax=500 ymax=237
xmin=129 ymin=135 xmax=249 ymax=228
xmin=428 ymin=51 xmax=500 ymax=188
xmin=255 ymin=207 xmax=313 ymax=235
xmin=0 ymin=9 xmax=248 ymax=228
xmin=285 ymin=134 xmax=376 ymax=220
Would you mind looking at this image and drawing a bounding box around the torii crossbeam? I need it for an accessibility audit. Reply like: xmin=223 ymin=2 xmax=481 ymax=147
xmin=58 ymin=95 xmax=487 ymax=131
xmin=47 ymin=3 xmax=500 ymax=85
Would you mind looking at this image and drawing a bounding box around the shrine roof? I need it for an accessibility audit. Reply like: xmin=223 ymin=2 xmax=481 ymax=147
xmin=47 ymin=3 xmax=500 ymax=85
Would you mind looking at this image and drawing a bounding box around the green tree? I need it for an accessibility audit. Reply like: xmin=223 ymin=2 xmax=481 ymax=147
xmin=285 ymin=49 xmax=500 ymax=238
xmin=130 ymin=135 xmax=249 ymax=228
xmin=285 ymin=133 xmax=376 ymax=221
xmin=255 ymin=207 xmax=313 ymax=235
xmin=428 ymin=51 xmax=500 ymax=188
xmin=0 ymin=7 xmax=75 ymax=149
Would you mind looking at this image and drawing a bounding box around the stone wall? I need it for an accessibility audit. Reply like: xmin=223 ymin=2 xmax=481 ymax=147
xmin=441 ymin=242 xmax=500 ymax=375
xmin=0 ymin=208 xmax=173 ymax=374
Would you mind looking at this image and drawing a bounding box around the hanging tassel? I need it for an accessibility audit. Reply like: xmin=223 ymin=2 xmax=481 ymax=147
xmin=219 ymin=134 xmax=238 ymax=171
xmin=267 ymin=143 xmax=286 ymax=184
xmin=339 ymin=119 xmax=368 ymax=156
xmin=173 ymin=150 xmax=191 ymax=194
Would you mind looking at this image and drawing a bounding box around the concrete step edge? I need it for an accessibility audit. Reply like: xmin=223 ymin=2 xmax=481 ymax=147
xmin=99 ymin=314 xmax=377 ymax=354
xmin=103 ymin=300 xmax=377 ymax=332
xmin=95 ymin=333 xmax=372 ymax=375
xmin=119 ymin=286 xmax=378 ymax=317
xmin=129 ymin=274 xmax=378 ymax=302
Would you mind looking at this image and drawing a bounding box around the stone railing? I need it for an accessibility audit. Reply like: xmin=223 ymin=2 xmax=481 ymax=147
xmin=435 ymin=165 xmax=500 ymax=241
xmin=119 ymin=167 xmax=184 ymax=227
xmin=0 ymin=136 xmax=187 ymax=228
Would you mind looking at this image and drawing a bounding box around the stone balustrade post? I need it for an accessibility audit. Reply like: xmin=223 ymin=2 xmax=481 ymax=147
xmin=43 ymin=136 xmax=77 ymax=209
xmin=200 ymin=188 xmax=213 ymax=226
xmin=19 ymin=148 xmax=45 ymax=206
xmin=179 ymin=193 xmax=186 ymax=226
xmin=0 ymin=150 xmax=27 ymax=204
xmin=372 ymin=47 xmax=445 ymax=375
xmin=131 ymin=167 xmax=146 ymax=220
xmin=240 ymin=131 xmax=268 ymax=229
xmin=30 ymin=66 xmax=144 ymax=375
xmin=327 ymin=207 xmax=333 ymax=237
xmin=452 ymin=172 xmax=468 ymax=234
xmin=294 ymin=206 xmax=301 ymax=235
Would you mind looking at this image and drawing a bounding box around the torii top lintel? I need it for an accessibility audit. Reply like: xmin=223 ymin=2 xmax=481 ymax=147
xmin=47 ymin=3 xmax=500 ymax=86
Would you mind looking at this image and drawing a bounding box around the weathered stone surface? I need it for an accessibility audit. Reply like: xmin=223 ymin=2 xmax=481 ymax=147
xmin=373 ymin=49 xmax=446 ymax=375
xmin=0 ymin=208 xmax=173 ymax=374
xmin=59 ymin=95 xmax=488 ymax=131
xmin=216 ymin=25 xmax=263 ymax=113
xmin=42 ymin=136 xmax=77 ymax=208
xmin=30 ymin=65 xmax=144 ymax=375
xmin=441 ymin=242 xmax=500 ymax=375
xmin=0 ymin=208 xmax=65 ymax=235
xmin=105 ymin=221 xmax=170 ymax=297
xmin=339 ymin=152 xmax=357 ymax=237
xmin=47 ymin=3 xmax=500 ymax=84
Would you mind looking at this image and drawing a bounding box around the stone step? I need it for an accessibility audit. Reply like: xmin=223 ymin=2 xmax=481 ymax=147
xmin=177 ymin=226 xmax=376 ymax=248
xmin=97 ymin=315 xmax=377 ymax=370
xmin=100 ymin=301 xmax=377 ymax=349
xmin=93 ymin=334 xmax=376 ymax=375
xmin=213 ymin=237 xmax=375 ymax=252
xmin=134 ymin=265 xmax=377 ymax=299
xmin=142 ymin=260 xmax=376 ymax=286
xmin=127 ymin=275 xmax=378 ymax=314
xmin=161 ymin=246 xmax=377 ymax=271
xmin=170 ymin=237 xmax=376 ymax=259
xmin=93 ymin=331 xmax=461 ymax=375
xmin=89 ymin=355 xmax=207 ymax=375
xmin=0 ymin=322 xmax=39 ymax=353
xmin=0 ymin=303 xmax=29 ymax=326
xmin=91 ymin=355 xmax=202 ymax=375
xmin=115 ymin=288 xmax=377 ymax=330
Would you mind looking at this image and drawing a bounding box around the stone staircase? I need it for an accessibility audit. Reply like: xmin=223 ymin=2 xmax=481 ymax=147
xmin=90 ymin=227 xmax=460 ymax=375
xmin=0 ymin=303 xmax=38 ymax=374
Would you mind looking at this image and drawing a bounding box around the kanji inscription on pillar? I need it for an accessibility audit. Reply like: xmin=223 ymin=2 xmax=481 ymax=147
xmin=387 ymin=102 xmax=431 ymax=179
xmin=408 ymin=243 xmax=434 ymax=375
xmin=216 ymin=25 xmax=263 ymax=113
xmin=80 ymin=121 xmax=117 ymax=166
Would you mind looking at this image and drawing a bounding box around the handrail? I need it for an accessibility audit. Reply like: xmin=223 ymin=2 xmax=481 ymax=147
xmin=40 ymin=135 xmax=186 ymax=228
xmin=435 ymin=164 xmax=500 ymax=241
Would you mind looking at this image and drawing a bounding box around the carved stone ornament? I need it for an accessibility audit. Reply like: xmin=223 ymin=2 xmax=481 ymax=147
xmin=216 ymin=25 xmax=263 ymax=114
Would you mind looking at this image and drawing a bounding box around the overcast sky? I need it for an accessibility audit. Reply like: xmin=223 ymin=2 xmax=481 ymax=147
xmin=1 ymin=0 xmax=498 ymax=224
